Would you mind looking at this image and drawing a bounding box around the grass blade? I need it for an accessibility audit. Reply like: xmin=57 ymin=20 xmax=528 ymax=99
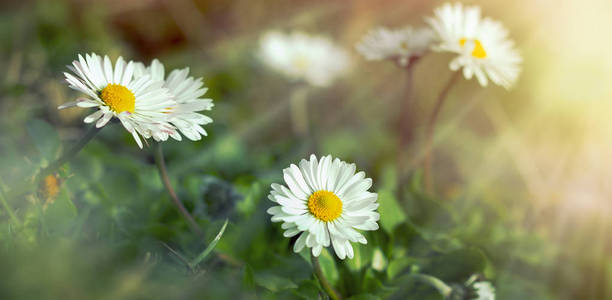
xmin=190 ymin=219 xmax=229 ymax=268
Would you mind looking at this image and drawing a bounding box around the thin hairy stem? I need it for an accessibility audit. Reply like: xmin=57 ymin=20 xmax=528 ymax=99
xmin=397 ymin=64 xmax=416 ymax=200
xmin=423 ymin=72 xmax=461 ymax=193
xmin=153 ymin=142 xmax=203 ymax=236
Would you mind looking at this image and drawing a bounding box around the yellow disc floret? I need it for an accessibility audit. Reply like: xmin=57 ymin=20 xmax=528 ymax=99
xmin=459 ymin=38 xmax=487 ymax=59
xmin=307 ymin=190 xmax=343 ymax=222
xmin=100 ymin=84 xmax=136 ymax=113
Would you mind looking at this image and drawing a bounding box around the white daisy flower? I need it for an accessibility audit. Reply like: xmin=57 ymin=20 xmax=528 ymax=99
xmin=356 ymin=26 xmax=434 ymax=67
xmin=59 ymin=53 xmax=177 ymax=148
xmin=267 ymin=154 xmax=380 ymax=259
xmin=472 ymin=281 xmax=495 ymax=300
xmin=133 ymin=59 xmax=214 ymax=141
xmin=258 ymin=31 xmax=352 ymax=87
xmin=426 ymin=3 xmax=522 ymax=89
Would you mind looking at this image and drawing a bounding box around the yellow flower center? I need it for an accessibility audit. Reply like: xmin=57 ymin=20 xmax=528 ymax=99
xmin=307 ymin=190 xmax=342 ymax=222
xmin=459 ymin=38 xmax=487 ymax=59
xmin=99 ymin=84 xmax=135 ymax=113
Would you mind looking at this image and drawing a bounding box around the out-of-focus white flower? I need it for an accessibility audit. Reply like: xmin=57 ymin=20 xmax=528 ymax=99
xmin=133 ymin=59 xmax=213 ymax=141
xmin=426 ymin=3 xmax=522 ymax=89
xmin=472 ymin=281 xmax=495 ymax=300
xmin=258 ymin=31 xmax=352 ymax=87
xmin=267 ymin=154 xmax=379 ymax=259
xmin=356 ymin=26 xmax=434 ymax=66
xmin=59 ymin=53 xmax=176 ymax=148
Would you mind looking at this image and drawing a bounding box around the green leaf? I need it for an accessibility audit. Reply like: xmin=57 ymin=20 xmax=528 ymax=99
xmin=243 ymin=264 xmax=255 ymax=289
xmin=293 ymin=279 xmax=321 ymax=299
xmin=236 ymin=181 xmax=263 ymax=216
xmin=26 ymin=119 xmax=61 ymax=163
xmin=387 ymin=256 xmax=420 ymax=279
xmin=190 ymin=219 xmax=229 ymax=267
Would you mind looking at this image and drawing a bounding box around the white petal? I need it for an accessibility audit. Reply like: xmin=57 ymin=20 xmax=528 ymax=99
xmin=96 ymin=112 xmax=113 ymax=128
xmin=76 ymin=98 xmax=101 ymax=108
xmin=284 ymin=227 xmax=301 ymax=237
xmin=58 ymin=101 xmax=78 ymax=109
xmin=131 ymin=130 xmax=143 ymax=149
xmin=331 ymin=237 xmax=346 ymax=259
xmin=113 ymin=57 xmax=125 ymax=84
xmin=83 ymin=110 xmax=104 ymax=123
xmin=122 ymin=61 xmax=135 ymax=86
xmin=293 ymin=232 xmax=308 ymax=253
xmin=103 ymin=55 xmax=114 ymax=84
xmin=344 ymin=240 xmax=354 ymax=259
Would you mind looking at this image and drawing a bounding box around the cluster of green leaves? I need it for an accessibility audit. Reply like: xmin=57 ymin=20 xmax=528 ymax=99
xmin=0 ymin=117 xmax=554 ymax=299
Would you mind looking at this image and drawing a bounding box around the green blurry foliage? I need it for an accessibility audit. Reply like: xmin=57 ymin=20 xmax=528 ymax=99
xmin=0 ymin=0 xmax=587 ymax=299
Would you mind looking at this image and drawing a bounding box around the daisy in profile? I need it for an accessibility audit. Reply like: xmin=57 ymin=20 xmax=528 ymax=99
xmin=258 ymin=31 xmax=352 ymax=87
xmin=133 ymin=59 xmax=214 ymax=142
xmin=267 ymin=154 xmax=379 ymax=259
xmin=426 ymin=2 xmax=521 ymax=89
xmin=356 ymin=26 xmax=434 ymax=67
xmin=59 ymin=53 xmax=176 ymax=148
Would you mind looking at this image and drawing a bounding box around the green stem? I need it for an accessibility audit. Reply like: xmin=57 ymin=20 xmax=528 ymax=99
xmin=397 ymin=63 xmax=416 ymax=201
xmin=153 ymin=142 xmax=203 ymax=237
xmin=311 ymin=254 xmax=341 ymax=300
xmin=410 ymin=273 xmax=453 ymax=297
xmin=423 ymin=72 xmax=461 ymax=194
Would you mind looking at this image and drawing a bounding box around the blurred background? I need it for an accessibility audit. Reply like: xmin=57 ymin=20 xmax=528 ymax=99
xmin=1 ymin=0 xmax=612 ymax=299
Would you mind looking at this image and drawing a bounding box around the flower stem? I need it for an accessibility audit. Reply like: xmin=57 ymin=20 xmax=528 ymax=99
xmin=311 ymin=253 xmax=341 ymax=300
xmin=410 ymin=273 xmax=453 ymax=297
xmin=289 ymin=87 xmax=310 ymax=137
xmin=423 ymin=71 xmax=461 ymax=193
xmin=153 ymin=142 xmax=203 ymax=237
xmin=397 ymin=63 xmax=417 ymax=201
